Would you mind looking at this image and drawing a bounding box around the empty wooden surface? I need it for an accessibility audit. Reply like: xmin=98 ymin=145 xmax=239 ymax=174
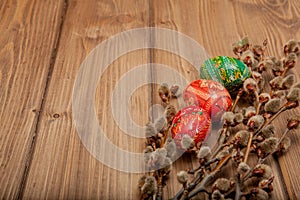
xmin=0 ymin=0 xmax=66 ymax=198
xmin=0 ymin=0 xmax=300 ymax=199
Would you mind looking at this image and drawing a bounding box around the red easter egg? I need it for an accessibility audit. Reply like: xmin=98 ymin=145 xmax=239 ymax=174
xmin=171 ymin=106 xmax=211 ymax=147
xmin=183 ymin=79 xmax=232 ymax=121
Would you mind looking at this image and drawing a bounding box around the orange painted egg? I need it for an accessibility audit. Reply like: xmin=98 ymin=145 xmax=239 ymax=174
xmin=171 ymin=106 xmax=211 ymax=147
xmin=183 ymin=79 xmax=232 ymax=121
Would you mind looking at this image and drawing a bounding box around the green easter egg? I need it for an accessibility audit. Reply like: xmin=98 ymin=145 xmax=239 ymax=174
xmin=200 ymin=56 xmax=250 ymax=94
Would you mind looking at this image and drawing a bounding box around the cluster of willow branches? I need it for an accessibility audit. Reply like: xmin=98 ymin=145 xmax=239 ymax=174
xmin=138 ymin=38 xmax=300 ymax=200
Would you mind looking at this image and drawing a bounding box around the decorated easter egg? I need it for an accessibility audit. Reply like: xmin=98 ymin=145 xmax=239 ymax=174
xmin=183 ymin=79 xmax=232 ymax=121
xmin=171 ymin=106 xmax=211 ymax=147
xmin=200 ymin=56 xmax=250 ymax=94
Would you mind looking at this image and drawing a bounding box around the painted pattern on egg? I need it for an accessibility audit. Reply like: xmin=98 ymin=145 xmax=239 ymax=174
xmin=171 ymin=106 xmax=211 ymax=147
xmin=183 ymin=79 xmax=232 ymax=121
xmin=200 ymin=56 xmax=250 ymax=94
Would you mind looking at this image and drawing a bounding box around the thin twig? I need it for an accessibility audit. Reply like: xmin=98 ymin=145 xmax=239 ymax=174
xmin=258 ymin=128 xmax=290 ymax=164
xmin=188 ymin=152 xmax=233 ymax=198
xmin=243 ymin=131 xmax=254 ymax=163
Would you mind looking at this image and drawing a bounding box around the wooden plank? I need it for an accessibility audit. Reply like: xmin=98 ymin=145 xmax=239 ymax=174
xmin=149 ymin=2 xmax=211 ymax=198
xmin=231 ymin=1 xmax=300 ymax=199
xmin=0 ymin=0 xmax=66 ymax=199
xmin=14 ymin=0 xmax=300 ymax=199
xmin=150 ymin=0 xmax=300 ymax=199
xmin=22 ymin=0 xmax=150 ymax=199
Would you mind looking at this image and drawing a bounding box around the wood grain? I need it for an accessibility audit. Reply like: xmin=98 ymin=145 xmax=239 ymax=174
xmin=150 ymin=0 xmax=300 ymax=199
xmin=0 ymin=0 xmax=66 ymax=199
xmin=232 ymin=1 xmax=300 ymax=199
xmin=22 ymin=0 xmax=150 ymax=199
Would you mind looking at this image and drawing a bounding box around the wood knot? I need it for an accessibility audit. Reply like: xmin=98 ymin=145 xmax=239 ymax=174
xmin=117 ymin=14 xmax=133 ymax=23
xmin=86 ymin=27 xmax=100 ymax=40
xmin=158 ymin=20 xmax=173 ymax=28
xmin=11 ymin=21 xmax=22 ymax=32
xmin=53 ymin=113 xmax=60 ymax=118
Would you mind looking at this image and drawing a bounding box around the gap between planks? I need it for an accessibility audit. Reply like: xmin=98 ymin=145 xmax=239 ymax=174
xmin=16 ymin=0 xmax=69 ymax=199
xmin=148 ymin=0 xmax=155 ymax=122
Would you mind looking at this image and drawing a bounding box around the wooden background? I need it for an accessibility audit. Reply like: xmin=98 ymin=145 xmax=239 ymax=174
xmin=1 ymin=0 xmax=300 ymax=199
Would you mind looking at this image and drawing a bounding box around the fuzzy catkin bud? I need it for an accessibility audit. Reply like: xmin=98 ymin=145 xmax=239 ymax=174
xmin=286 ymin=88 xmax=300 ymax=102
xmin=221 ymin=111 xmax=235 ymax=125
xmin=253 ymin=45 xmax=264 ymax=57
xmin=272 ymin=60 xmax=284 ymax=75
xmin=261 ymin=124 xmax=275 ymax=138
xmin=287 ymin=52 xmax=298 ymax=60
xmin=181 ymin=135 xmax=194 ymax=150
xmin=281 ymin=74 xmax=295 ymax=89
xmin=264 ymin=98 xmax=281 ymax=113
xmin=234 ymin=113 xmax=244 ymax=124
xmin=158 ymin=83 xmax=170 ymax=102
xmin=164 ymin=138 xmax=177 ymax=157
xmin=177 ymin=171 xmax=188 ymax=184
xmin=154 ymin=117 xmax=166 ymax=132
xmin=145 ymin=123 xmax=156 ymax=138
xmin=243 ymin=78 xmax=258 ymax=93
xmin=232 ymin=150 xmax=244 ymax=160
xmin=250 ymin=188 xmax=269 ymax=200
xmin=170 ymin=84 xmax=182 ymax=98
xmin=287 ymin=115 xmax=300 ymax=130
xmin=273 ymin=90 xmax=287 ymax=99
xmin=247 ymin=115 xmax=265 ymax=131
xmin=141 ymin=176 xmax=157 ymax=195
xmin=138 ymin=175 xmax=147 ymax=188
xmin=197 ymin=146 xmax=211 ymax=159
xmin=284 ymin=39 xmax=300 ymax=55
xmin=252 ymin=71 xmax=263 ymax=82
xmin=160 ymin=157 xmax=172 ymax=174
xmin=212 ymin=178 xmax=231 ymax=193
xmin=245 ymin=106 xmax=256 ymax=118
xmin=283 ymin=53 xmax=297 ymax=69
xmin=143 ymin=146 xmax=154 ymax=163
xmin=253 ymin=164 xmax=273 ymax=179
xmin=269 ymin=76 xmax=283 ymax=89
xmin=263 ymin=58 xmax=275 ymax=69
xmin=286 ymin=52 xmax=297 ymax=61
xmin=235 ymin=130 xmax=250 ymax=146
xmin=279 ymin=137 xmax=291 ymax=152
xmin=149 ymin=148 xmax=167 ymax=168
xmin=241 ymin=49 xmax=255 ymax=65
xmin=165 ymin=104 xmax=177 ymax=122
xmin=259 ymin=93 xmax=271 ymax=104
xmin=258 ymin=179 xmax=270 ymax=189
xmin=144 ymin=146 xmax=154 ymax=153
xmin=258 ymin=137 xmax=278 ymax=155
xmin=211 ymin=190 xmax=225 ymax=200
xmin=237 ymin=162 xmax=250 ymax=175
xmin=232 ymin=37 xmax=250 ymax=55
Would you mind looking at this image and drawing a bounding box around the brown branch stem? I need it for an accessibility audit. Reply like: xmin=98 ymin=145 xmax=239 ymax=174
xmin=265 ymin=106 xmax=286 ymax=126
xmin=231 ymin=89 xmax=243 ymax=112
xmin=254 ymin=105 xmax=287 ymax=137
xmin=211 ymin=128 xmax=228 ymax=158
xmin=188 ymin=152 xmax=233 ymax=199
xmin=243 ymin=131 xmax=254 ymax=164
xmin=281 ymin=67 xmax=288 ymax=77
xmin=256 ymin=102 xmax=262 ymax=115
